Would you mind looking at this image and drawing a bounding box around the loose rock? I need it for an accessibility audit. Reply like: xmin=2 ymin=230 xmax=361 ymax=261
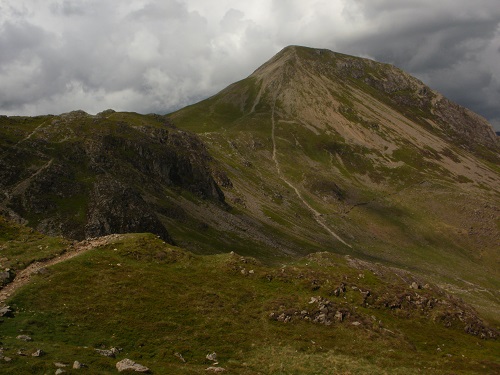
xmin=0 ymin=306 xmax=13 ymax=317
xmin=16 ymin=334 xmax=32 ymax=342
xmin=206 ymin=367 xmax=226 ymax=373
xmin=116 ymin=358 xmax=150 ymax=373
xmin=206 ymin=352 xmax=217 ymax=361
xmin=95 ymin=347 xmax=120 ymax=357
xmin=174 ymin=352 xmax=186 ymax=362
xmin=32 ymin=349 xmax=44 ymax=357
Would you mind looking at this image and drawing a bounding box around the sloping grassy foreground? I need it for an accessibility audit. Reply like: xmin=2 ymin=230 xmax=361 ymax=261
xmin=0 ymin=233 xmax=498 ymax=374
xmin=0 ymin=216 xmax=69 ymax=273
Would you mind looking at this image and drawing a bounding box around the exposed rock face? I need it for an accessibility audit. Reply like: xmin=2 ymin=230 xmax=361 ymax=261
xmin=0 ymin=113 xmax=225 ymax=242
xmin=291 ymin=46 xmax=499 ymax=151
xmin=84 ymin=177 xmax=172 ymax=242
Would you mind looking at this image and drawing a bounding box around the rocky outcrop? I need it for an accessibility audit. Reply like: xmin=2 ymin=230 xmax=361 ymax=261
xmin=0 ymin=112 xmax=226 ymax=242
xmin=85 ymin=177 xmax=172 ymax=242
xmin=334 ymin=51 xmax=499 ymax=152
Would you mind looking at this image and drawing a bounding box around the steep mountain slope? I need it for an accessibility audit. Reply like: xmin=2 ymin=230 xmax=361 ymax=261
xmin=0 ymin=110 xmax=329 ymax=260
xmin=169 ymin=46 xmax=499 ymax=320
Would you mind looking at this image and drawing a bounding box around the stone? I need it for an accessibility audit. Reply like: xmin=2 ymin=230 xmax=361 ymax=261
xmin=410 ymin=282 xmax=420 ymax=290
xmin=0 ymin=306 xmax=13 ymax=317
xmin=351 ymin=321 xmax=361 ymax=326
xmin=174 ymin=352 xmax=186 ymax=362
xmin=16 ymin=334 xmax=32 ymax=342
xmin=334 ymin=311 xmax=343 ymax=322
xmin=116 ymin=358 xmax=150 ymax=373
xmin=206 ymin=367 xmax=226 ymax=373
xmin=206 ymin=352 xmax=217 ymax=361
xmin=0 ymin=270 xmax=14 ymax=285
xmin=32 ymin=349 xmax=44 ymax=357
xmin=309 ymin=296 xmax=319 ymax=304
xmin=54 ymin=362 xmax=68 ymax=367
xmin=55 ymin=369 xmax=65 ymax=375
xmin=73 ymin=360 xmax=83 ymax=369
xmin=4 ymin=357 xmax=12 ymax=362
xmin=95 ymin=347 xmax=120 ymax=357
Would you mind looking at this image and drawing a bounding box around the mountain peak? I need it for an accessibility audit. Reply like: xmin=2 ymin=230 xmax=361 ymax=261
xmin=243 ymin=45 xmax=498 ymax=152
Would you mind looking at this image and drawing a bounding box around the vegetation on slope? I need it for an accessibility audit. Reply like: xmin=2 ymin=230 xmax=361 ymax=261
xmin=0 ymin=229 xmax=498 ymax=374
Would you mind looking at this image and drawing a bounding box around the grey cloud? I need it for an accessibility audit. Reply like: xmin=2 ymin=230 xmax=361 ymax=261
xmin=337 ymin=1 xmax=500 ymax=129
xmin=0 ymin=0 xmax=499 ymax=130
xmin=50 ymin=0 xmax=91 ymax=16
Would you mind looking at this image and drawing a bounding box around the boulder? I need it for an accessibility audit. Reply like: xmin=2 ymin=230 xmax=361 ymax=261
xmin=410 ymin=282 xmax=421 ymax=290
xmin=0 ymin=306 xmax=12 ymax=317
xmin=206 ymin=352 xmax=217 ymax=361
xmin=116 ymin=358 xmax=150 ymax=373
xmin=206 ymin=367 xmax=226 ymax=373
xmin=0 ymin=269 xmax=14 ymax=285
xmin=32 ymin=349 xmax=44 ymax=357
xmin=16 ymin=334 xmax=32 ymax=342
xmin=95 ymin=347 xmax=120 ymax=357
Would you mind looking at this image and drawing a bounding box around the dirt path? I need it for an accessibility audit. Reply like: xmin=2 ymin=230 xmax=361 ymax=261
xmin=16 ymin=120 xmax=47 ymax=146
xmin=270 ymin=99 xmax=351 ymax=248
xmin=0 ymin=234 xmax=123 ymax=305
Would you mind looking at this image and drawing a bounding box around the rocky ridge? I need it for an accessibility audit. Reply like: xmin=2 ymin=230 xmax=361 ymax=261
xmin=0 ymin=111 xmax=226 ymax=241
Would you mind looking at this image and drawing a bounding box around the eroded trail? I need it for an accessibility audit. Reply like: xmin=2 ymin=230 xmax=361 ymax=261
xmin=270 ymin=100 xmax=351 ymax=248
xmin=0 ymin=234 xmax=123 ymax=305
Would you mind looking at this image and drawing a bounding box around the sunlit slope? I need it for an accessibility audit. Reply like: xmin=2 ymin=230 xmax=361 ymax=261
xmin=170 ymin=46 xmax=500 ymax=318
xmin=0 ymin=227 xmax=497 ymax=374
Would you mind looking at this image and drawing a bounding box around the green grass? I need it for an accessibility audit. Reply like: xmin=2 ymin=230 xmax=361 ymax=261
xmin=1 ymin=233 xmax=498 ymax=374
xmin=0 ymin=216 xmax=69 ymax=271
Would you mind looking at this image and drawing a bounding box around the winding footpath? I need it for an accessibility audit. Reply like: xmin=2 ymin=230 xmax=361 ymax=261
xmin=270 ymin=100 xmax=352 ymax=248
xmin=0 ymin=234 xmax=122 ymax=306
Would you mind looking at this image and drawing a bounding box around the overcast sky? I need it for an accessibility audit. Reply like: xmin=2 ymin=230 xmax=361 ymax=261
xmin=1 ymin=0 xmax=499 ymax=130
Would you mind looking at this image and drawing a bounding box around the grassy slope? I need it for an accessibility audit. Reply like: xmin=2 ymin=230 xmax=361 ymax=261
xmin=0 ymin=216 xmax=69 ymax=272
xmin=0 ymin=232 xmax=498 ymax=374
xmin=167 ymin=50 xmax=500 ymax=325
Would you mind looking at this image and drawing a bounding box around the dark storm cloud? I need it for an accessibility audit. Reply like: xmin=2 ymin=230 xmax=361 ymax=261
xmin=0 ymin=0 xmax=499 ymax=130
xmin=337 ymin=0 xmax=500 ymax=129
